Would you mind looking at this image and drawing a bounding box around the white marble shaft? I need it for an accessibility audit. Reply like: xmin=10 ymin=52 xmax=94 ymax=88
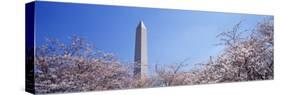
xmin=134 ymin=21 xmax=148 ymax=79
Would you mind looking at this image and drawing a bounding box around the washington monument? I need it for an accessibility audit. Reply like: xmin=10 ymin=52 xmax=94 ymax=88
xmin=134 ymin=21 xmax=148 ymax=79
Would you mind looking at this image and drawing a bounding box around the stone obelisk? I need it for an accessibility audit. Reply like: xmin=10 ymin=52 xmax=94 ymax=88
xmin=134 ymin=21 xmax=148 ymax=80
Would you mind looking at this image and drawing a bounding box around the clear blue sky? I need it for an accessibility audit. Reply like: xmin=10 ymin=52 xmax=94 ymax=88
xmin=35 ymin=1 xmax=270 ymax=68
